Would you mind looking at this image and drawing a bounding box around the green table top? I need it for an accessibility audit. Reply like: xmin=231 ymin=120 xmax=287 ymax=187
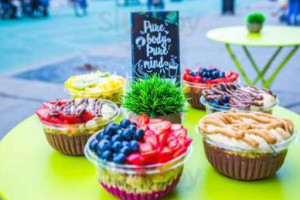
xmin=1 ymin=106 xmax=300 ymax=200
xmin=206 ymin=26 xmax=300 ymax=47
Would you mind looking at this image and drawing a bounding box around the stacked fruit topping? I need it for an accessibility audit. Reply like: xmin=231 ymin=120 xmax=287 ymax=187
xmin=183 ymin=67 xmax=239 ymax=85
xmin=65 ymin=71 xmax=126 ymax=95
xmin=89 ymin=114 xmax=192 ymax=165
xmin=202 ymin=83 xmax=277 ymax=109
xmin=35 ymin=98 xmax=107 ymax=124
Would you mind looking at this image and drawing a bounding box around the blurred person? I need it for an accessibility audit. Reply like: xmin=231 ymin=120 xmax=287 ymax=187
xmin=286 ymin=0 xmax=300 ymax=25
xmin=0 ymin=0 xmax=17 ymax=19
xmin=147 ymin=0 xmax=165 ymax=10
xmin=222 ymin=0 xmax=235 ymax=15
xmin=69 ymin=0 xmax=88 ymax=17
xmin=30 ymin=0 xmax=49 ymax=17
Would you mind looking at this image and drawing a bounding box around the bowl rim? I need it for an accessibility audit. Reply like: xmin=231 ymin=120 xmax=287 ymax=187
xmin=182 ymin=78 xmax=240 ymax=89
xmin=196 ymin=119 xmax=298 ymax=154
xmin=84 ymin=133 xmax=193 ymax=174
xmin=200 ymin=95 xmax=280 ymax=112
xmin=38 ymin=98 xmax=120 ymax=127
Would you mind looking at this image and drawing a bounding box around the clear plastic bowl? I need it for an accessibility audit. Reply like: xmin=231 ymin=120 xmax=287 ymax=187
xmin=200 ymin=96 xmax=279 ymax=114
xmin=182 ymin=80 xmax=208 ymax=110
xmin=84 ymin=134 xmax=192 ymax=200
xmin=183 ymin=78 xmax=239 ymax=110
xmin=38 ymin=99 xmax=120 ymax=156
xmin=196 ymin=119 xmax=297 ymax=180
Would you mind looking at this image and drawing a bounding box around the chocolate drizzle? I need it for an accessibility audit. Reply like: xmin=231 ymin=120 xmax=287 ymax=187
xmin=49 ymin=98 xmax=104 ymax=117
xmin=202 ymin=83 xmax=276 ymax=109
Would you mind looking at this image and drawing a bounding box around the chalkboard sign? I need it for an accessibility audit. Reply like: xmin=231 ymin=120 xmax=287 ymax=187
xmin=131 ymin=11 xmax=180 ymax=85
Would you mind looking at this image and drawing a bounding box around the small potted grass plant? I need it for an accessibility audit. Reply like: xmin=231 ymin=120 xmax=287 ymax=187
xmin=246 ymin=12 xmax=265 ymax=33
xmin=123 ymin=75 xmax=186 ymax=123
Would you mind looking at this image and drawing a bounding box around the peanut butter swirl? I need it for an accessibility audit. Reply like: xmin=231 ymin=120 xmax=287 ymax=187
xmin=50 ymin=98 xmax=104 ymax=117
xmin=199 ymin=112 xmax=294 ymax=148
xmin=202 ymin=83 xmax=276 ymax=109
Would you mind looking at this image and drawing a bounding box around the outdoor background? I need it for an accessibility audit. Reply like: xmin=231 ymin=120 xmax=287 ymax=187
xmin=0 ymin=0 xmax=299 ymax=140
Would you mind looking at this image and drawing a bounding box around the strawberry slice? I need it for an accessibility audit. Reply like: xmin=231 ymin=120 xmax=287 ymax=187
xmin=149 ymin=118 xmax=162 ymax=123
xmin=58 ymin=114 xmax=84 ymax=124
xmin=148 ymin=121 xmax=171 ymax=135
xmin=173 ymin=147 xmax=187 ymax=158
xmin=144 ymin=130 xmax=159 ymax=149
xmin=171 ymin=124 xmax=182 ymax=131
xmin=83 ymin=111 xmax=94 ymax=122
xmin=35 ymin=107 xmax=49 ymax=120
xmin=137 ymin=114 xmax=149 ymax=125
xmin=158 ymin=131 xmax=170 ymax=146
xmin=42 ymin=102 xmax=53 ymax=109
xmin=139 ymin=142 xmax=153 ymax=152
xmin=158 ymin=147 xmax=173 ymax=163
xmin=185 ymin=138 xmax=193 ymax=147
xmin=172 ymin=128 xmax=187 ymax=138
xmin=126 ymin=153 xmax=143 ymax=165
xmin=141 ymin=150 xmax=159 ymax=164
xmin=167 ymin=135 xmax=180 ymax=152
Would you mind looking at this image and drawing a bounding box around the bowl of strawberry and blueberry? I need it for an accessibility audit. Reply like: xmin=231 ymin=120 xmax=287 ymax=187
xmin=85 ymin=114 xmax=192 ymax=200
xmin=183 ymin=67 xmax=239 ymax=109
xmin=35 ymin=98 xmax=119 ymax=156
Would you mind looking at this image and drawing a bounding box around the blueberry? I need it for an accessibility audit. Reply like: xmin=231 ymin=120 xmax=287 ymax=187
xmin=131 ymin=122 xmax=137 ymax=126
xmin=112 ymin=141 xmax=122 ymax=152
xmin=89 ymin=139 xmax=98 ymax=151
xmin=101 ymin=150 xmax=112 ymax=161
xmin=224 ymin=103 xmax=231 ymax=108
xmin=120 ymin=146 xmax=132 ymax=155
xmin=130 ymin=141 xmax=139 ymax=152
xmin=222 ymin=95 xmax=230 ymax=103
xmin=96 ymin=132 xmax=103 ymax=140
xmin=120 ymin=119 xmax=131 ymax=128
xmin=97 ymin=140 xmax=111 ymax=152
xmin=112 ymin=123 xmax=121 ymax=131
xmin=134 ymin=129 xmax=144 ymax=141
xmin=202 ymin=72 xmax=207 ymax=78
xmin=210 ymin=99 xmax=219 ymax=105
xmin=103 ymin=124 xmax=115 ymax=136
xmin=111 ymin=134 xmax=122 ymax=143
xmin=202 ymin=77 xmax=207 ymax=83
xmin=219 ymin=71 xmax=225 ymax=78
xmin=102 ymin=135 xmax=111 ymax=141
xmin=122 ymin=129 xmax=133 ymax=141
xmin=128 ymin=124 xmax=137 ymax=132
xmin=212 ymin=71 xmax=219 ymax=78
xmin=113 ymin=153 xmax=126 ymax=164
xmin=231 ymin=84 xmax=237 ymax=90
xmin=116 ymin=129 xmax=123 ymax=136
xmin=122 ymin=141 xmax=130 ymax=147
xmin=190 ymin=72 xmax=196 ymax=77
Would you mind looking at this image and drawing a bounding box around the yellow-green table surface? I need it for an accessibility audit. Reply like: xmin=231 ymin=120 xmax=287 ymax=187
xmin=1 ymin=106 xmax=300 ymax=200
xmin=206 ymin=26 xmax=300 ymax=47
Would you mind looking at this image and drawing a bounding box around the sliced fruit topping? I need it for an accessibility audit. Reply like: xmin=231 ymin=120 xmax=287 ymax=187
xmin=89 ymin=115 xmax=192 ymax=165
xmin=183 ymin=67 xmax=239 ymax=85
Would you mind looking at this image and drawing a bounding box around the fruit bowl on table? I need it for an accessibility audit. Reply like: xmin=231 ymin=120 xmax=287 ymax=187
xmin=200 ymin=83 xmax=279 ymax=114
xmin=35 ymin=98 xmax=120 ymax=156
xmin=197 ymin=111 xmax=296 ymax=181
xmin=64 ymin=71 xmax=126 ymax=106
xmin=85 ymin=115 xmax=193 ymax=200
xmin=183 ymin=67 xmax=239 ymax=110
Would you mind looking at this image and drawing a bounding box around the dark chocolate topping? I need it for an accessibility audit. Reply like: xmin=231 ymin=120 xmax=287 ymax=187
xmin=202 ymin=83 xmax=276 ymax=109
xmin=49 ymin=98 xmax=104 ymax=117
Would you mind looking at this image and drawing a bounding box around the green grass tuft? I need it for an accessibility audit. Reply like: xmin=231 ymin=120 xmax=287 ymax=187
xmin=246 ymin=12 xmax=266 ymax=24
xmin=122 ymin=75 xmax=186 ymax=117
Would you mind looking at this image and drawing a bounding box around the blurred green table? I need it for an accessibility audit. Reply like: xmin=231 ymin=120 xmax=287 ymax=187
xmin=1 ymin=106 xmax=300 ymax=200
xmin=207 ymin=26 xmax=300 ymax=88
